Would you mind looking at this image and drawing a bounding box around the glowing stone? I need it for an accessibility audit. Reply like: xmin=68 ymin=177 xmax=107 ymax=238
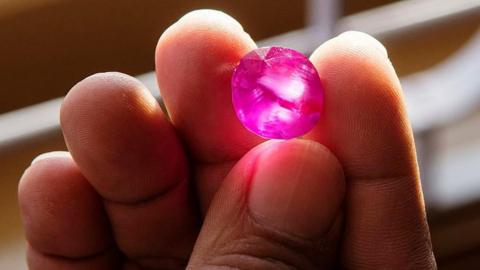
xmin=231 ymin=46 xmax=324 ymax=139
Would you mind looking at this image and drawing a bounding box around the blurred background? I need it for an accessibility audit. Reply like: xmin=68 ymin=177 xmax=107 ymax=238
xmin=0 ymin=0 xmax=479 ymax=269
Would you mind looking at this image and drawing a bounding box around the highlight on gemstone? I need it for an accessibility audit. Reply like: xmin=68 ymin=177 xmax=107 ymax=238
xmin=231 ymin=46 xmax=324 ymax=139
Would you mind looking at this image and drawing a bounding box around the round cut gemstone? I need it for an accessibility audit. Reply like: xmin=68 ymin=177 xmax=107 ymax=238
xmin=231 ymin=46 xmax=324 ymax=139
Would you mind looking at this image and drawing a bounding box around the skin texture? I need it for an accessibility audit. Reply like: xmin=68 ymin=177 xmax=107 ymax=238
xmin=18 ymin=10 xmax=436 ymax=270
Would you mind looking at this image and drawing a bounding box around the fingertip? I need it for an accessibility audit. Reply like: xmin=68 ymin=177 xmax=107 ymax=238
xmin=337 ymin=31 xmax=388 ymax=57
xmin=310 ymin=30 xmax=402 ymax=110
xmin=159 ymin=9 xmax=246 ymax=42
xmin=249 ymin=139 xmax=345 ymax=238
xmin=311 ymin=31 xmax=389 ymax=65
xmin=189 ymin=139 xmax=345 ymax=268
xmin=19 ymin=154 xmax=112 ymax=258
xmin=156 ymin=9 xmax=254 ymax=72
xmin=61 ymin=72 xmax=158 ymax=128
xmin=30 ymin=151 xmax=71 ymax=165
xmin=310 ymin=31 xmax=397 ymax=97
xmin=60 ymin=71 xmax=185 ymax=202
xmin=19 ymin=152 xmax=73 ymax=199
xmin=307 ymin=30 xmax=414 ymax=179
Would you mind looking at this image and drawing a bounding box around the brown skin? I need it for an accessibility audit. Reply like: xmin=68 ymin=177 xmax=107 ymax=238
xmin=18 ymin=10 xmax=436 ymax=270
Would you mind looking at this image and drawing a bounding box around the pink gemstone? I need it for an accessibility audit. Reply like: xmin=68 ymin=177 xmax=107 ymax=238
xmin=232 ymin=46 xmax=324 ymax=139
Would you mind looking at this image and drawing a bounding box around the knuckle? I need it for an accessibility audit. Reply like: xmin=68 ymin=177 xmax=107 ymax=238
xmin=200 ymin=215 xmax=336 ymax=270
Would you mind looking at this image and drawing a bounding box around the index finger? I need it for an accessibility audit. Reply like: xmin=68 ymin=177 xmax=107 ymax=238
xmin=306 ymin=31 xmax=436 ymax=268
xmin=155 ymin=10 xmax=264 ymax=212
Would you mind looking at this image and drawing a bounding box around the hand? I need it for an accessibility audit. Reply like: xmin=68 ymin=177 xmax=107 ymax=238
xmin=18 ymin=10 xmax=436 ymax=270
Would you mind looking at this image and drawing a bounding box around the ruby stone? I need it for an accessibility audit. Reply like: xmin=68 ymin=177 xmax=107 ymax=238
xmin=231 ymin=46 xmax=324 ymax=139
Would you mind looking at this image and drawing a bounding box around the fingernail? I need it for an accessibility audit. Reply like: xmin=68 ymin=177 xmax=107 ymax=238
xmin=31 ymin=151 xmax=70 ymax=165
xmin=248 ymin=140 xmax=344 ymax=238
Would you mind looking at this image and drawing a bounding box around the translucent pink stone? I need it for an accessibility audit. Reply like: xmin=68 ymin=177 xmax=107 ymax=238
xmin=232 ymin=46 xmax=324 ymax=139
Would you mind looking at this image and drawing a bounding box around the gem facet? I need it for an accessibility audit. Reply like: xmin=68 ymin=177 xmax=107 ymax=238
xmin=231 ymin=46 xmax=324 ymax=139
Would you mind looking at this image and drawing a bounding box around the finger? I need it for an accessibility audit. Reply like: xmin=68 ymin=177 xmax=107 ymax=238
xmin=156 ymin=9 xmax=261 ymax=162
xmin=155 ymin=10 xmax=264 ymax=211
xmin=18 ymin=152 xmax=119 ymax=269
xmin=27 ymin=246 xmax=119 ymax=270
xmin=306 ymin=31 xmax=436 ymax=268
xmin=61 ymin=72 xmax=198 ymax=269
xmin=188 ymin=139 xmax=345 ymax=269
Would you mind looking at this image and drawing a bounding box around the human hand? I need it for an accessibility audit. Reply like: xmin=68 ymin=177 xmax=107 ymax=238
xmin=18 ymin=10 xmax=436 ymax=269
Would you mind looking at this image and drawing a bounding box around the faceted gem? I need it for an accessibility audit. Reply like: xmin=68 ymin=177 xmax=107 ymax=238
xmin=231 ymin=46 xmax=324 ymax=139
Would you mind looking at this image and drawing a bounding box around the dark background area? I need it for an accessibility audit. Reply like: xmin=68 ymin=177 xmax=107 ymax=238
xmin=1 ymin=0 xmax=402 ymax=114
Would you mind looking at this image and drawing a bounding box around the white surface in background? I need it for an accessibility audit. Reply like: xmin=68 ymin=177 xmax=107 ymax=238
xmin=258 ymin=0 xmax=480 ymax=55
xmin=337 ymin=0 xmax=480 ymax=37
xmin=402 ymin=30 xmax=480 ymax=132
xmin=0 ymin=98 xmax=62 ymax=146
xmin=136 ymin=72 xmax=160 ymax=97
xmin=429 ymin=108 xmax=480 ymax=209
xmin=0 ymin=75 xmax=159 ymax=148
xmin=0 ymin=240 xmax=27 ymax=270
xmin=432 ymin=142 xmax=480 ymax=209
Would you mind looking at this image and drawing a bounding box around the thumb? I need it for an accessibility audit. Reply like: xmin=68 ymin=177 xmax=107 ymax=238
xmin=187 ymin=139 xmax=345 ymax=269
